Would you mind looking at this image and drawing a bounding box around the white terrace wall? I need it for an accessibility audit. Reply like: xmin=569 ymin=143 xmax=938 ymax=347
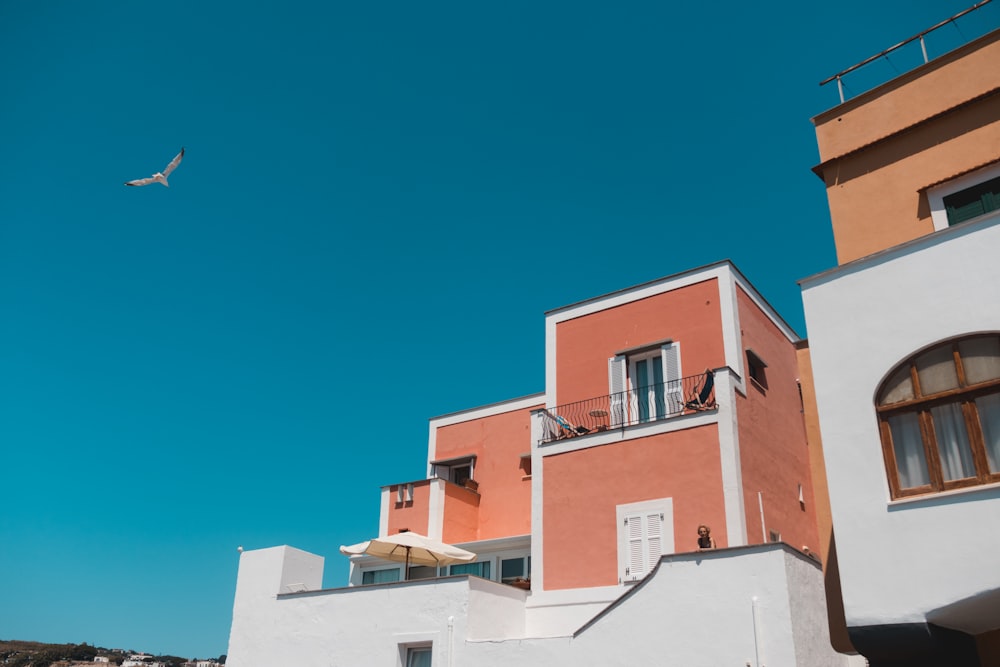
xmin=802 ymin=214 xmax=1000 ymax=631
xmin=466 ymin=545 xmax=851 ymax=667
xmin=227 ymin=544 xmax=854 ymax=667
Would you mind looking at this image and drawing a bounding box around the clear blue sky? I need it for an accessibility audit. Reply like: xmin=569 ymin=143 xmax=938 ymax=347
xmin=2 ymin=0 xmax=996 ymax=659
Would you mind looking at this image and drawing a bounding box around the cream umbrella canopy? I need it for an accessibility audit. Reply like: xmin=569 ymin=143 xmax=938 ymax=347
xmin=339 ymin=531 xmax=476 ymax=579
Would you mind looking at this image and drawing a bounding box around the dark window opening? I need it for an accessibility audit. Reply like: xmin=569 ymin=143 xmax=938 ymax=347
xmin=746 ymin=349 xmax=769 ymax=390
xmin=944 ymin=175 xmax=1000 ymax=226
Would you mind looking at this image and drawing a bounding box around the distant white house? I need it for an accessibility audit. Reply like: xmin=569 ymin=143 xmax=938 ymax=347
xmin=122 ymin=655 xmax=164 ymax=667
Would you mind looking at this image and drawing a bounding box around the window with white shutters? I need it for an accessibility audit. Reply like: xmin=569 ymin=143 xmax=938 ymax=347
xmin=617 ymin=498 xmax=674 ymax=583
xmin=608 ymin=342 xmax=683 ymax=426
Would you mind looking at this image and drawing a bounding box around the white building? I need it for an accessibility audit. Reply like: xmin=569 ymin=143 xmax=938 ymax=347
xmin=801 ymin=17 xmax=1000 ymax=667
xmin=228 ymin=543 xmax=848 ymax=667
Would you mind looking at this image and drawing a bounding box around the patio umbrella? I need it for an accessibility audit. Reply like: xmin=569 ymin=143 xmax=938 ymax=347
xmin=339 ymin=531 xmax=476 ymax=579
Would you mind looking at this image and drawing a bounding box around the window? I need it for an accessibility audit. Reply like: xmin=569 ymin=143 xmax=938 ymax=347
xmin=928 ymin=162 xmax=1000 ymax=231
xmin=449 ymin=561 xmax=491 ymax=578
xmin=362 ymin=567 xmax=400 ymax=585
xmin=746 ymin=349 xmax=768 ymax=390
xmin=500 ymin=556 xmax=531 ymax=584
xmin=877 ymin=334 xmax=1000 ymax=498
xmin=405 ymin=646 xmax=432 ymax=667
xmin=407 ymin=565 xmax=438 ymax=580
xmin=519 ymin=453 xmax=532 ymax=478
xmin=943 ymin=174 xmax=1000 ymax=226
xmin=608 ymin=341 xmax=682 ymax=427
xmin=431 ymin=455 xmax=475 ymax=486
xmin=395 ymin=483 xmax=414 ymax=504
xmin=616 ymin=498 xmax=674 ymax=583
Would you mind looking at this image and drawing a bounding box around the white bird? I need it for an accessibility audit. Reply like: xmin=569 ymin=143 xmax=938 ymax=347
xmin=125 ymin=147 xmax=185 ymax=187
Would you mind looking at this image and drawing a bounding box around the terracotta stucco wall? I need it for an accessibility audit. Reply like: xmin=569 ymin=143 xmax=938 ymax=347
xmin=542 ymin=424 xmax=724 ymax=590
xmin=433 ymin=405 xmax=538 ymax=541
xmin=386 ymin=480 xmax=431 ymax=536
xmin=554 ymin=279 xmax=725 ymax=406
xmin=734 ymin=287 xmax=819 ymax=555
xmin=441 ymin=484 xmax=481 ymax=544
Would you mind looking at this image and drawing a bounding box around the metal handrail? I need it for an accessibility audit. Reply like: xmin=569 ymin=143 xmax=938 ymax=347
xmin=820 ymin=1 xmax=994 ymax=103
xmin=540 ymin=371 xmax=716 ymax=443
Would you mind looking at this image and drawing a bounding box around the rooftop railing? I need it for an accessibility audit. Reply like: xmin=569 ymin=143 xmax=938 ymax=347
xmin=539 ymin=371 xmax=716 ymax=444
xmin=820 ymin=0 xmax=996 ymax=103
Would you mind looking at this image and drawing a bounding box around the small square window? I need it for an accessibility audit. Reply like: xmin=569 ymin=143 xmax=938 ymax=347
xmin=500 ymin=556 xmax=531 ymax=584
xmin=519 ymin=453 xmax=532 ymax=478
xmin=746 ymin=349 xmax=768 ymax=390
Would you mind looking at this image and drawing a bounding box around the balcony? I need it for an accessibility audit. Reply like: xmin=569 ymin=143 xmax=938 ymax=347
xmin=539 ymin=371 xmax=716 ymax=443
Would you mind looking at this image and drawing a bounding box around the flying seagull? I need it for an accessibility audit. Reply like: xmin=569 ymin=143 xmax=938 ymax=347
xmin=124 ymin=147 xmax=185 ymax=187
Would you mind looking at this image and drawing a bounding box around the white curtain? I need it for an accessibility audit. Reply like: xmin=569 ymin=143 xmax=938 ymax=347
xmin=977 ymin=393 xmax=1000 ymax=473
xmin=931 ymin=402 xmax=975 ymax=480
xmin=888 ymin=413 xmax=929 ymax=488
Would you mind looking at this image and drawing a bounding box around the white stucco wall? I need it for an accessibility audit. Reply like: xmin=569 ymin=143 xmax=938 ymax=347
xmin=227 ymin=546 xmax=326 ymax=667
xmin=801 ymin=214 xmax=1000 ymax=633
xmin=227 ymin=543 xmax=849 ymax=666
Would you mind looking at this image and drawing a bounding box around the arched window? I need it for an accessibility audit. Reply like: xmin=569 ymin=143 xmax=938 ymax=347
xmin=877 ymin=334 xmax=1000 ymax=498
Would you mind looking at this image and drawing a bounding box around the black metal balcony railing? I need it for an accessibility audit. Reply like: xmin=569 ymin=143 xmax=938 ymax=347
xmin=540 ymin=371 xmax=715 ymax=444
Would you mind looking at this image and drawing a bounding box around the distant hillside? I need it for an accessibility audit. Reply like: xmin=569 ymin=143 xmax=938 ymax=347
xmin=0 ymin=641 xmax=192 ymax=667
xmin=0 ymin=640 xmax=108 ymax=667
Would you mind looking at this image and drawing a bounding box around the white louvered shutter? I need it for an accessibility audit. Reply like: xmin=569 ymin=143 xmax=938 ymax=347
xmin=646 ymin=511 xmax=663 ymax=566
xmin=661 ymin=342 xmax=683 ymax=415
xmin=608 ymin=355 xmax=626 ymax=427
xmin=627 ymin=514 xmax=644 ymax=581
xmin=623 ymin=511 xmax=665 ymax=581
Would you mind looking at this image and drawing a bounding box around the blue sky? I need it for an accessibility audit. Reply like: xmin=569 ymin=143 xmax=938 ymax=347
xmin=2 ymin=0 xmax=996 ymax=659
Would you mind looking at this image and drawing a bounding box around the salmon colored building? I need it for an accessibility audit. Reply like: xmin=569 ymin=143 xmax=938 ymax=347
xmin=227 ymin=260 xmax=850 ymax=667
xmin=339 ymin=261 xmax=823 ymax=622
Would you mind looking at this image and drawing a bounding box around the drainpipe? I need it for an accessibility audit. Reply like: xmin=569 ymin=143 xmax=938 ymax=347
xmin=447 ymin=615 xmax=455 ymax=667
xmin=757 ymin=492 xmax=766 ymax=543
xmin=752 ymin=596 xmax=764 ymax=667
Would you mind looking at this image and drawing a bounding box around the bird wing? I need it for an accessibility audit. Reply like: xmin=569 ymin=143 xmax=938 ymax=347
xmin=125 ymin=177 xmax=156 ymax=187
xmin=162 ymin=147 xmax=185 ymax=177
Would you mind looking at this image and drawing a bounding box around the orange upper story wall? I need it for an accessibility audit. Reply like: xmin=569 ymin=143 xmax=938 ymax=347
xmin=733 ymin=287 xmax=818 ymax=554
xmin=542 ymin=424 xmax=724 ymax=590
xmin=441 ymin=483 xmax=481 ymax=544
xmin=813 ymin=30 xmax=1000 ymax=264
xmin=386 ymin=480 xmax=431 ymax=536
xmin=554 ymin=279 xmax=725 ymax=406
xmin=432 ymin=403 xmax=538 ymax=541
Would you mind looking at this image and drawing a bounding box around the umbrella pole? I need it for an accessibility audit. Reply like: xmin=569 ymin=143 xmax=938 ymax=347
xmin=405 ymin=546 xmax=411 ymax=581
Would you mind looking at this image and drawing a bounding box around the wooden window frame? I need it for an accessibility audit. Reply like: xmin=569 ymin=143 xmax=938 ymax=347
xmin=877 ymin=335 xmax=1000 ymax=499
